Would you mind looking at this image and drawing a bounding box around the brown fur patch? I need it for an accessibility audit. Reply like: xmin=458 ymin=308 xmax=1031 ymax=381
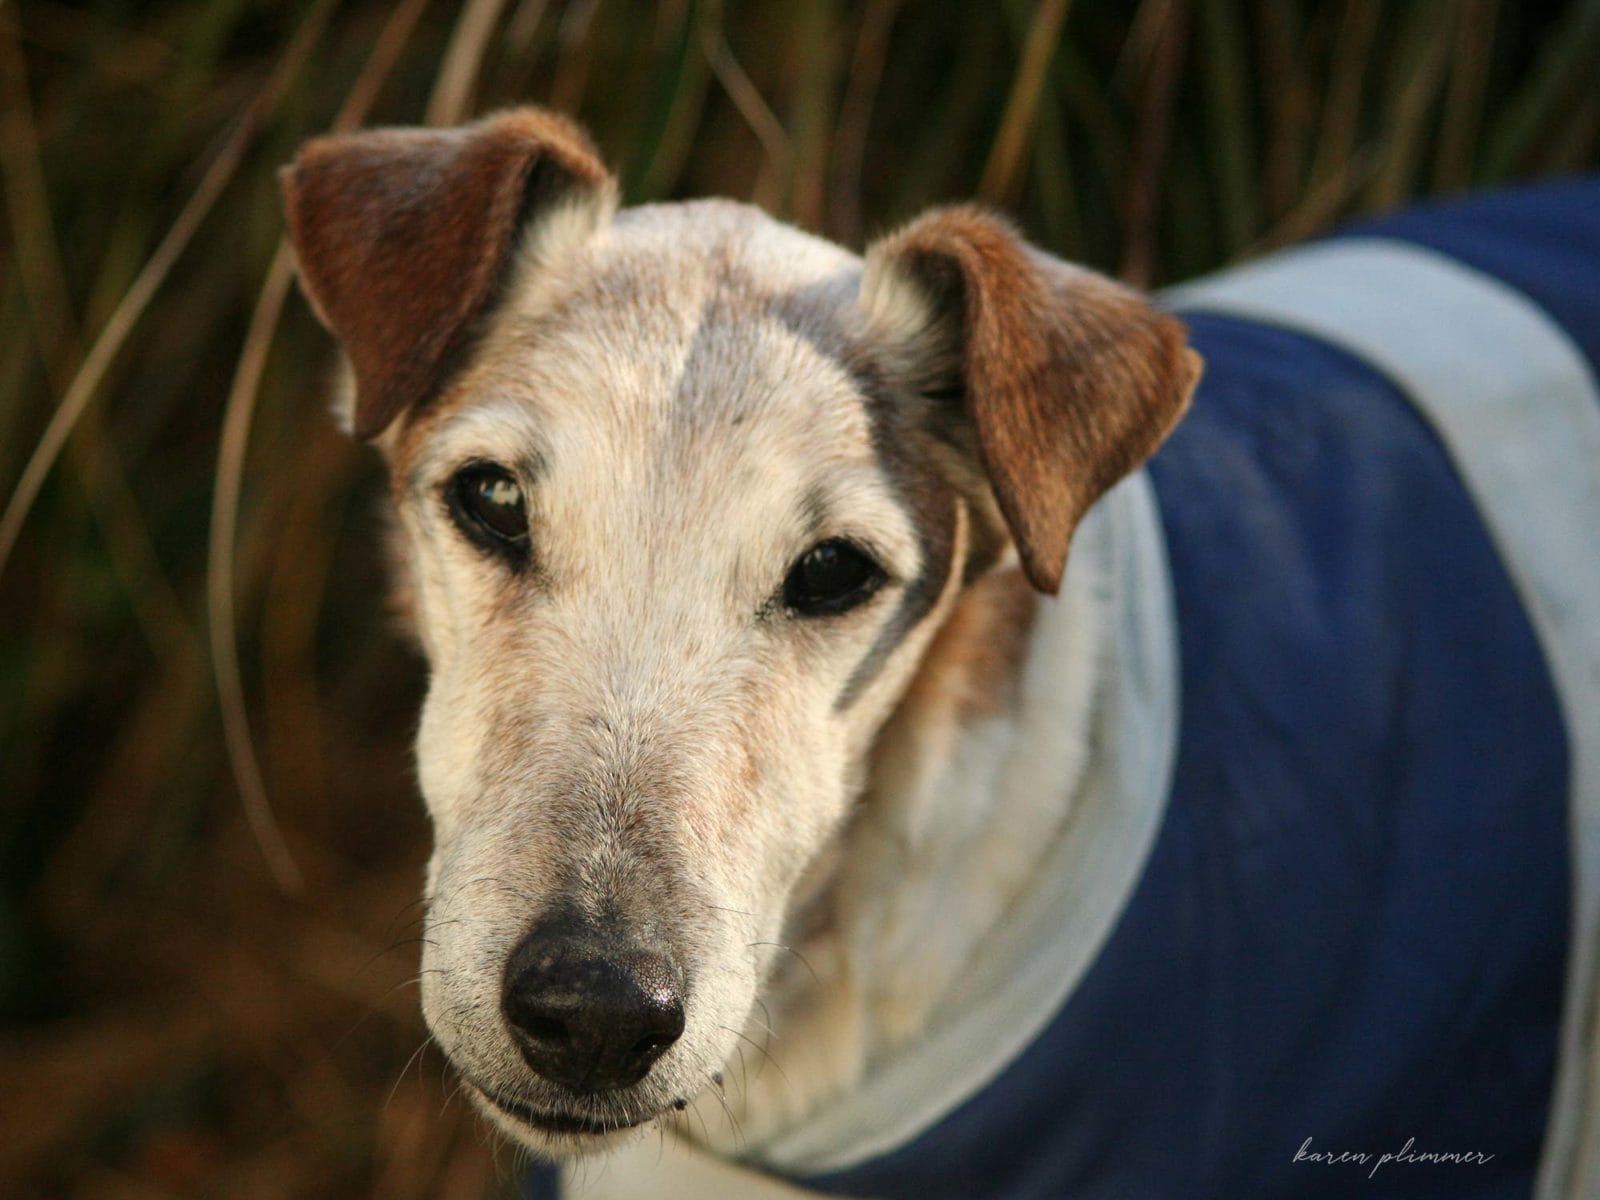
xmin=865 ymin=206 xmax=1202 ymax=594
xmin=281 ymin=108 xmax=614 ymax=439
xmin=897 ymin=566 xmax=1037 ymax=725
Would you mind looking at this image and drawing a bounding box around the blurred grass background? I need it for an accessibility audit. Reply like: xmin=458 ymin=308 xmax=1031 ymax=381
xmin=1 ymin=0 xmax=1596 ymax=1196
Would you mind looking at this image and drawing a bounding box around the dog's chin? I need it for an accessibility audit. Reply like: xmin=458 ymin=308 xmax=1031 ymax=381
xmin=462 ymin=1078 xmax=676 ymax=1159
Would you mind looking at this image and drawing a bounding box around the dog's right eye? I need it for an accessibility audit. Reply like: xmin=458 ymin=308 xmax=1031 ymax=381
xmin=447 ymin=463 xmax=530 ymax=561
xmin=782 ymin=539 xmax=886 ymax=617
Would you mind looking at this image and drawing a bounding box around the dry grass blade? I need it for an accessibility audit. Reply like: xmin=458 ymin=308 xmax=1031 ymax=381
xmin=1258 ymin=4 xmax=1310 ymax=219
xmin=702 ymin=4 xmax=792 ymax=208
xmin=1308 ymin=0 xmax=1378 ymax=196
xmin=207 ymin=0 xmax=434 ymax=897
xmin=830 ymin=0 xmax=902 ymax=243
xmin=621 ymin=1 xmax=712 ymax=204
xmin=0 ymin=13 xmax=196 ymax=661
xmin=208 ymin=243 xmax=305 ymax=895
xmin=1434 ymin=0 xmax=1498 ymax=190
xmin=1197 ymin=0 xmax=1256 ymax=253
xmin=1367 ymin=5 xmax=1452 ymax=208
xmin=784 ymin=0 xmax=840 ymax=231
xmin=1248 ymin=149 xmax=1379 ymax=254
xmin=0 ymin=0 xmax=338 ymax=585
xmin=549 ymin=0 xmax=604 ymax=113
xmin=0 ymin=12 xmax=72 ymax=359
xmin=1483 ymin=0 xmax=1600 ymax=179
xmin=337 ymin=0 xmax=435 ymax=135
xmin=1121 ymin=0 xmax=1187 ymax=285
xmin=979 ymin=0 xmax=1070 ymax=206
xmin=425 ymin=0 xmax=512 ymax=127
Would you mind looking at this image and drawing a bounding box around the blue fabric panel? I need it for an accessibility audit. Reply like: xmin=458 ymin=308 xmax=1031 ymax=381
xmin=1334 ymin=179 xmax=1600 ymax=381
xmin=524 ymin=1162 xmax=560 ymax=1199
xmin=796 ymin=314 xmax=1571 ymax=1200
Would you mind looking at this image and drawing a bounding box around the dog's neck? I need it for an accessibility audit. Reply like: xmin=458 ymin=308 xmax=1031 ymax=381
xmin=696 ymin=495 xmax=1122 ymax=1152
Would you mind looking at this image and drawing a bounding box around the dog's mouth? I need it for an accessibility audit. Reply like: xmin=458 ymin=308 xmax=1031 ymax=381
xmin=466 ymin=1078 xmax=677 ymax=1137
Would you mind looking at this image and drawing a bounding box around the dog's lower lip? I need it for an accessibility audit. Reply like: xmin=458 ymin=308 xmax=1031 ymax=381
xmin=469 ymin=1081 xmax=651 ymax=1135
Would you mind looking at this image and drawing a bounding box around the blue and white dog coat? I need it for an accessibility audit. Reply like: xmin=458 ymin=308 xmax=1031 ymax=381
xmin=533 ymin=181 xmax=1600 ymax=1200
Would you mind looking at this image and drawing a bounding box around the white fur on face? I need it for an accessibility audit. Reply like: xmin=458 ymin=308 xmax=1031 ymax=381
xmin=389 ymin=201 xmax=964 ymax=1153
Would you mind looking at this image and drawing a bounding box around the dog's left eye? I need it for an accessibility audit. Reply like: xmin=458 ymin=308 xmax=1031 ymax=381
xmin=783 ymin=539 xmax=886 ymax=617
xmin=448 ymin=463 xmax=529 ymax=558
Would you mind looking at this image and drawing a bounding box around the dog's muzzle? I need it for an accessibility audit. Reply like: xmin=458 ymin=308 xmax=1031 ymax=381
xmin=501 ymin=911 xmax=687 ymax=1094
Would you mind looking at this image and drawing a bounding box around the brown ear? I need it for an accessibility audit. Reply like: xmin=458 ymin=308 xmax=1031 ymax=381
xmin=280 ymin=108 xmax=615 ymax=440
xmin=861 ymin=206 xmax=1201 ymax=594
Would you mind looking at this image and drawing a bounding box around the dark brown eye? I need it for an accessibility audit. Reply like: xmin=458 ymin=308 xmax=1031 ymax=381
xmin=783 ymin=539 xmax=885 ymax=617
xmin=448 ymin=463 xmax=529 ymax=560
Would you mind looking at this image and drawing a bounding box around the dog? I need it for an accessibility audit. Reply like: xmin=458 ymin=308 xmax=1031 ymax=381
xmin=278 ymin=108 xmax=1600 ymax=1199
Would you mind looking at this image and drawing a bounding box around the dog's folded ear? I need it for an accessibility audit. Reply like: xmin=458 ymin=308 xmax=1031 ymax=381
xmin=280 ymin=109 xmax=615 ymax=440
xmin=861 ymin=206 xmax=1202 ymax=594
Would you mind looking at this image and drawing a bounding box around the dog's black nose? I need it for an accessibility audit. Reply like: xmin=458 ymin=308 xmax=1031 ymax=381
xmin=502 ymin=918 xmax=686 ymax=1093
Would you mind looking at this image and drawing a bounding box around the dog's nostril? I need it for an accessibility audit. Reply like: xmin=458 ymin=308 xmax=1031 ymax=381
xmin=517 ymin=1012 xmax=571 ymax=1047
xmin=630 ymin=1031 xmax=672 ymax=1060
xmin=502 ymin=917 xmax=686 ymax=1094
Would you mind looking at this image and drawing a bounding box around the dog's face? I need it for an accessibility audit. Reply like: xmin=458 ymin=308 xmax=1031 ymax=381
xmin=281 ymin=109 xmax=1198 ymax=1154
xmin=390 ymin=201 xmax=968 ymax=1144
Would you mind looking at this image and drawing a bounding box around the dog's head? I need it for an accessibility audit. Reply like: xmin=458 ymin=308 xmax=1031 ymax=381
xmin=281 ymin=108 xmax=1198 ymax=1153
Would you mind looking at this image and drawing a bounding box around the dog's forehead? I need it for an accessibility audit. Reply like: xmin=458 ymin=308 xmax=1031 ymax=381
xmin=394 ymin=198 xmax=925 ymax=598
xmin=420 ymin=200 xmax=886 ymax=491
xmin=605 ymin=198 xmax=863 ymax=291
xmin=526 ymin=198 xmax=870 ymax=422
